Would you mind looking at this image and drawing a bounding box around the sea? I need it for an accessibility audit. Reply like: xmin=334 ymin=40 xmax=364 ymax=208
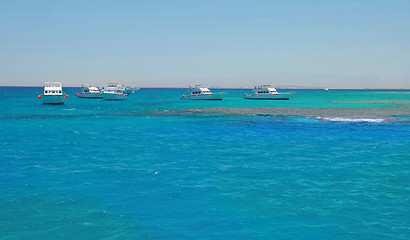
xmin=1 ymin=87 xmax=409 ymax=239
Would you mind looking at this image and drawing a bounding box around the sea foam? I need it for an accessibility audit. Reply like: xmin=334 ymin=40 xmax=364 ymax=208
xmin=317 ymin=117 xmax=385 ymax=123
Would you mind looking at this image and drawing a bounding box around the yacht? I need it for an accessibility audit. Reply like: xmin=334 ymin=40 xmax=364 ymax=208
xmin=243 ymin=85 xmax=290 ymax=100
xmin=125 ymin=86 xmax=140 ymax=95
xmin=101 ymin=83 xmax=127 ymax=100
xmin=181 ymin=85 xmax=223 ymax=100
xmin=75 ymin=84 xmax=102 ymax=98
xmin=38 ymin=82 xmax=68 ymax=104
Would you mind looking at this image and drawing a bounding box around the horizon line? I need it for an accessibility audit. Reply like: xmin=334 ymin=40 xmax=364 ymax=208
xmin=1 ymin=85 xmax=410 ymax=90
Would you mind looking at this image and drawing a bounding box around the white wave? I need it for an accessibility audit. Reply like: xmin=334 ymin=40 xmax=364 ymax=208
xmin=318 ymin=117 xmax=384 ymax=123
xmin=63 ymin=108 xmax=76 ymax=111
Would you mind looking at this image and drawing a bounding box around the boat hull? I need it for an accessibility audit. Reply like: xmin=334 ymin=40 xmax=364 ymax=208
xmin=181 ymin=93 xmax=223 ymax=100
xmin=243 ymin=93 xmax=290 ymax=100
xmin=102 ymin=92 xmax=127 ymax=100
xmin=77 ymin=92 xmax=103 ymax=99
xmin=41 ymin=95 xmax=66 ymax=104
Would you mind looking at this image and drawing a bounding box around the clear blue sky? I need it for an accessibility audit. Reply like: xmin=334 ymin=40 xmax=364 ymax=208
xmin=1 ymin=0 xmax=409 ymax=88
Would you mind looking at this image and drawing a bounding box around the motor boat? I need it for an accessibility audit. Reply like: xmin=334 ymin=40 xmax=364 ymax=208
xmin=181 ymin=85 xmax=223 ymax=100
xmin=75 ymin=84 xmax=102 ymax=98
xmin=125 ymin=86 xmax=140 ymax=95
xmin=243 ymin=85 xmax=290 ymax=100
xmin=101 ymin=83 xmax=127 ymax=100
xmin=38 ymin=82 xmax=68 ymax=104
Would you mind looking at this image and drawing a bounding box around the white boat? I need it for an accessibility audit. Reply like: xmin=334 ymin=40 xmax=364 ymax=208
xmin=75 ymin=84 xmax=102 ymax=98
xmin=38 ymin=82 xmax=68 ymax=104
xmin=243 ymin=85 xmax=290 ymax=100
xmin=125 ymin=86 xmax=140 ymax=95
xmin=181 ymin=85 xmax=223 ymax=100
xmin=101 ymin=83 xmax=127 ymax=100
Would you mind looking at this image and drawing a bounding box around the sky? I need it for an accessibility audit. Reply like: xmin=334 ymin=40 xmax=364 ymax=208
xmin=0 ymin=0 xmax=409 ymax=88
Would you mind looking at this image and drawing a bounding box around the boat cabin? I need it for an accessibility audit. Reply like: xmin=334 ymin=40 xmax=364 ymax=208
xmin=253 ymin=85 xmax=279 ymax=94
xmin=44 ymin=82 xmax=63 ymax=95
xmin=191 ymin=88 xmax=211 ymax=95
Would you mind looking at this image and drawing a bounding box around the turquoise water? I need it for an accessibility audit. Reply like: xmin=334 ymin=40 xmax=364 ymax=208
xmin=1 ymin=87 xmax=410 ymax=239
